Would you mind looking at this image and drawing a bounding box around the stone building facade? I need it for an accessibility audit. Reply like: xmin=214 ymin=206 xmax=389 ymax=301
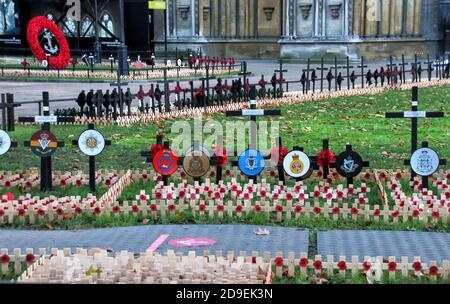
xmin=154 ymin=0 xmax=449 ymax=59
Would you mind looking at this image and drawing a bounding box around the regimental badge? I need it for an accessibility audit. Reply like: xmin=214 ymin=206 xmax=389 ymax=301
xmin=183 ymin=150 xmax=210 ymax=178
xmin=78 ymin=129 xmax=105 ymax=156
xmin=410 ymin=148 xmax=440 ymax=177
xmin=30 ymin=130 xmax=58 ymax=158
xmin=0 ymin=130 xmax=12 ymax=156
xmin=238 ymin=149 xmax=265 ymax=177
xmin=283 ymin=151 xmax=311 ymax=178
xmin=153 ymin=148 xmax=179 ymax=176
xmin=335 ymin=150 xmax=364 ymax=178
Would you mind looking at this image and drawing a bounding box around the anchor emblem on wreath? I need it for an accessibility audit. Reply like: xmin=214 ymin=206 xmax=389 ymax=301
xmin=43 ymin=30 xmax=59 ymax=55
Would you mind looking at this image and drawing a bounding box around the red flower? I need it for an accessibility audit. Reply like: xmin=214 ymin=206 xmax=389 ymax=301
xmin=56 ymin=208 xmax=64 ymax=216
xmin=105 ymin=179 xmax=111 ymax=187
xmin=316 ymin=150 xmax=336 ymax=168
xmin=299 ymin=258 xmax=309 ymax=268
xmin=150 ymin=204 xmax=157 ymax=212
xmin=254 ymin=205 xmax=261 ymax=213
xmin=260 ymin=190 xmax=267 ymax=197
xmin=180 ymin=171 xmax=186 ymax=178
xmin=0 ymin=254 xmax=10 ymax=264
xmin=388 ymin=262 xmax=397 ymax=272
xmin=27 ymin=16 xmax=71 ymax=69
xmin=337 ymin=261 xmax=347 ymax=271
xmin=358 ymin=197 xmax=366 ymax=204
xmin=36 ymin=209 xmax=45 ymax=217
xmin=363 ymin=262 xmax=371 ymax=272
xmin=156 ymin=192 xmax=162 ymax=200
xmin=199 ymin=204 xmax=206 ymax=212
xmin=18 ymin=209 xmax=25 ymax=216
xmin=412 ymin=210 xmax=420 ymax=218
xmin=286 ymin=193 xmax=293 ymax=201
xmin=392 ymin=211 xmax=399 ymax=218
xmin=252 ymin=256 xmax=257 ymax=264
xmin=112 ymin=206 xmax=120 ymax=214
xmin=270 ymin=170 xmax=276 ymax=177
xmin=432 ymin=211 xmax=440 ymax=219
xmin=275 ymin=205 xmax=283 ymax=213
xmin=313 ymin=207 xmax=321 ymax=215
xmin=94 ymin=207 xmax=101 ymax=215
xmin=216 ymin=205 xmax=224 ymax=212
xmin=395 ymin=172 xmax=402 ymax=179
xmin=332 ymin=207 xmax=340 ymax=215
xmin=274 ymin=257 xmax=284 ymax=267
xmin=213 ymin=147 xmax=229 ymax=167
xmin=374 ymin=209 xmax=380 ymax=216
xmin=313 ymin=260 xmax=323 ymax=270
xmin=75 ymin=207 xmax=82 ymax=214
xmin=178 ymin=191 xmax=185 ymax=199
xmin=351 ymin=207 xmax=359 ymax=215
xmin=209 ymin=171 xmax=215 ymax=178
xmin=132 ymin=205 xmax=139 ymax=213
xmin=25 ymin=253 xmax=35 ymax=264
xmin=168 ymin=204 xmax=176 ymax=212
xmin=235 ymin=205 xmax=243 ymax=213
xmin=429 ymin=266 xmax=439 ymax=276
xmin=412 ymin=262 xmax=422 ymax=272
xmin=295 ymin=205 xmax=302 ymax=214
xmin=313 ymin=191 xmax=320 ymax=198
xmin=150 ymin=144 xmax=164 ymax=157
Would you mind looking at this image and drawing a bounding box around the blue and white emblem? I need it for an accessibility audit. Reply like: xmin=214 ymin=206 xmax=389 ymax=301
xmin=238 ymin=149 xmax=265 ymax=177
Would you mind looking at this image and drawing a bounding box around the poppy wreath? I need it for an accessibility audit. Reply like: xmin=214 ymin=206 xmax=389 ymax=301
xmin=27 ymin=16 xmax=71 ymax=69
xmin=316 ymin=149 xmax=336 ymax=168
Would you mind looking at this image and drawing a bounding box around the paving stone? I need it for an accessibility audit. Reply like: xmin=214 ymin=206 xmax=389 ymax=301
xmin=317 ymin=230 xmax=450 ymax=263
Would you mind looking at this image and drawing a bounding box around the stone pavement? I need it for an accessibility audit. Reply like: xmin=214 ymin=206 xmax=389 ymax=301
xmin=0 ymin=224 xmax=309 ymax=256
xmin=317 ymin=230 xmax=450 ymax=263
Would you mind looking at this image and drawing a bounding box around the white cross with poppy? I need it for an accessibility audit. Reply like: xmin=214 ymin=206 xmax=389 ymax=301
xmin=240 ymin=191 xmax=253 ymax=203
xmin=296 ymin=189 xmax=309 ymax=203
xmin=136 ymin=190 xmax=150 ymax=202
xmin=189 ymin=189 xmax=201 ymax=202
xmin=323 ymin=189 xmax=337 ymax=205
xmin=356 ymin=183 xmax=371 ymax=195
xmin=355 ymin=193 xmax=368 ymax=205
xmin=310 ymin=186 xmax=322 ymax=203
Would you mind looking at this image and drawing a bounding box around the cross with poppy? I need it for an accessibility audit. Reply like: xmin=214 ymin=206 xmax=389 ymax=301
xmin=316 ymin=139 xmax=336 ymax=181
xmin=140 ymin=133 xmax=168 ymax=185
xmin=210 ymin=135 xmax=228 ymax=183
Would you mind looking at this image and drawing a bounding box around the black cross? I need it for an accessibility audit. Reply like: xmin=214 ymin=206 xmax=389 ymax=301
xmin=404 ymin=142 xmax=447 ymax=190
xmin=72 ymin=124 xmax=111 ymax=192
xmin=226 ymin=85 xmax=281 ymax=182
xmin=399 ymin=55 xmax=408 ymax=84
xmin=319 ymin=139 xmax=335 ymax=181
xmin=177 ymin=140 xmax=218 ymax=185
xmin=94 ymin=90 xmax=104 ymax=118
xmin=316 ymin=58 xmax=328 ymax=92
xmin=423 ymin=54 xmax=434 ymax=82
xmin=1 ymin=93 xmax=20 ymax=131
xmin=386 ymin=58 xmax=397 ymax=86
xmin=358 ymin=57 xmax=368 ymax=88
xmin=141 ymin=134 xmax=171 ymax=185
xmin=434 ymin=58 xmax=446 ymax=80
xmin=345 ymin=56 xmax=354 ymax=90
xmin=275 ymin=59 xmax=288 ymax=98
xmin=385 ymin=86 xmax=444 ymax=182
xmin=157 ymin=78 xmax=175 ymax=113
xmin=302 ymin=58 xmax=315 ymax=94
xmin=410 ymin=54 xmax=422 ymax=82
xmin=200 ymin=64 xmax=216 ymax=107
xmin=240 ymin=62 xmax=252 ymax=101
xmin=110 ymin=68 xmax=128 ymax=115
xmin=19 ymin=92 xmax=75 ymax=191
xmin=332 ymin=57 xmax=343 ymax=91
xmin=337 ymin=145 xmax=370 ymax=187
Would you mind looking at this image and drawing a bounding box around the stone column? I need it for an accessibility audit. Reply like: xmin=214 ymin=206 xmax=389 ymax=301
xmin=192 ymin=0 xmax=196 ymax=36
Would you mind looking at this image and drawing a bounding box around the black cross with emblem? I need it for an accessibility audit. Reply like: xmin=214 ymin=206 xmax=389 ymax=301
xmin=72 ymin=124 xmax=111 ymax=192
xmin=404 ymin=141 xmax=447 ymax=190
xmin=226 ymin=85 xmax=281 ymax=182
xmin=385 ymin=86 xmax=444 ymax=182
xmin=358 ymin=57 xmax=368 ymax=88
xmin=141 ymin=133 xmax=165 ymax=182
xmin=19 ymin=92 xmax=75 ymax=191
xmin=386 ymin=56 xmax=398 ymax=85
xmin=335 ymin=145 xmax=370 ymax=187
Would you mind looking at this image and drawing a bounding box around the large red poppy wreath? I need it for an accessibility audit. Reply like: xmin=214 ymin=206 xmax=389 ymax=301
xmin=27 ymin=16 xmax=71 ymax=69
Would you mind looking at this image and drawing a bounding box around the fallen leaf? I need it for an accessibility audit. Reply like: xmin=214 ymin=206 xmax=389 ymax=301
xmin=44 ymin=224 xmax=53 ymax=230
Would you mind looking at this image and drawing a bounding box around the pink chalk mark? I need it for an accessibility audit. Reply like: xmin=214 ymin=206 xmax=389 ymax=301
xmin=168 ymin=237 xmax=217 ymax=247
xmin=146 ymin=234 xmax=170 ymax=252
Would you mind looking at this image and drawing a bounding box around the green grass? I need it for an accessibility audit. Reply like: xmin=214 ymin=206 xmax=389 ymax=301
xmin=0 ymin=263 xmax=27 ymax=281
xmin=1 ymin=185 xmax=108 ymax=199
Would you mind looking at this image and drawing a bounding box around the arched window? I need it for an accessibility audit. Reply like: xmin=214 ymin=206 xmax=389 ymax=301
xmin=99 ymin=12 xmax=114 ymax=37
xmin=81 ymin=17 xmax=95 ymax=37
xmin=63 ymin=18 xmax=78 ymax=36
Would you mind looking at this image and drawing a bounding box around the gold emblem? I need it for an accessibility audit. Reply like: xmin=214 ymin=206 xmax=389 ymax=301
xmin=290 ymin=154 xmax=304 ymax=174
xmin=183 ymin=151 xmax=210 ymax=177
xmin=86 ymin=137 xmax=98 ymax=149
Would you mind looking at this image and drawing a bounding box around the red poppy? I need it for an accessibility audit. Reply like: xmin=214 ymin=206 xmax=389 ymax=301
xmin=432 ymin=211 xmax=440 ymax=219
xmin=295 ymin=205 xmax=302 ymax=214
xmin=168 ymin=204 xmax=176 ymax=212
xmin=216 ymin=205 xmax=224 ymax=212
xmin=56 ymin=208 xmax=64 ymax=216
xmin=286 ymin=193 xmax=293 ymax=201
xmin=313 ymin=191 xmax=320 ymax=198
xmin=350 ymin=207 xmax=358 ymax=215
xmin=235 ymin=205 xmax=243 ymax=213
xmin=198 ymin=204 xmax=206 ymax=212
xmin=36 ymin=209 xmax=45 ymax=217
xmin=374 ymin=209 xmax=380 ymax=216
xmin=75 ymin=207 xmax=82 ymax=214
xmin=105 ymin=179 xmax=111 ymax=187
xmin=358 ymin=197 xmax=366 ymax=204
xmin=25 ymin=253 xmax=35 ymax=264
xmin=392 ymin=211 xmax=399 ymax=218
xmin=139 ymin=194 xmax=147 ymax=201
xmin=429 ymin=266 xmax=439 ymax=276
xmin=0 ymin=254 xmax=10 ymax=264
xmin=395 ymin=172 xmax=402 ymax=179
xmin=94 ymin=207 xmax=101 ymax=215
xmin=379 ymin=172 xmax=386 ymax=179
xmin=178 ymin=191 xmax=185 ymax=199
xmin=326 ymin=193 xmax=333 ymax=200
xmin=60 ymin=180 xmax=66 ymax=186
xmin=337 ymin=191 xmax=344 ymax=199
xmin=299 ymin=258 xmax=309 ymax=268
xmin=274 ymin=257 xmax=284 ymax=267
xmin=156 ymin=192 xmax=162 ymax=200
xmin=275 ymin=205 xmax=283 ymax=213
xmin=150 ymin=144 xmax=164 ymax=157
xmin=332 ymin=207 xmax=340 ymax=215
xmin=316 ymin=150 xmax=336 ymax=168
xmin=363 ymin=262 xmax=371 ymax=272
xmin=337 ymin=261 xmax=347 ymax=271
xmin=388 ymin=261 xmax=397 ymax=272
xmin=252 ymin=256 xmax=257 ymax=264
xmin=132 ymin=205 xmax=139 ymax=213
xmin=260 ymin=190 xmax=267 ymax=197
xmin=112 ymin=206 xmax=120 ymax=214
xmin=18 ymin=209 xmax=25 ymax=216
xmin=313 ymin=260 xmax=323 ymax=270
xmin=412 ymin=261 xmax=422 ymax=272
xmin=313 ymin=207 xmax=321 ymax=215
xmin=270 ymin=170 xmax=276 ymax=177
xmin=364 ymin=172 xmax=371 ymax=180
xmin=412 ymin=210 xmax=420 ymax=218
xmin=254 ymin=205 xmax=261 ymax=213
xmin=391 ymin=184 xmax=397 ymax=191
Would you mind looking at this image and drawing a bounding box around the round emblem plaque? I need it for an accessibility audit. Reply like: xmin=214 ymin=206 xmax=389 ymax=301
xmin=410 ymin=148 xmax=440 ymax=177
xmin=283 ymin=151 xmax=311 ymax=178
xmin=153 ymin=148 xmax=179 ymax=176
xmin=238 ymin=149 xmax=265 ymax=177
xmin=29 ymin=130 xmax=58 ymax=158
xmin=78 ymin=129 xmax=106 ymax=156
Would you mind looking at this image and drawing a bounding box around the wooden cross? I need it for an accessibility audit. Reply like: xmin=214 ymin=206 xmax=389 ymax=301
xmin=1 ymin=93 xmax=20 ymax=131
xmin=72 ymin=124 xmax=111 ymax=192
xmin=226 ymin=85 xmax=281 ymax=182
xmin=274 ymin=59 xmax=288 ymax=97
xmin=19 ymin=92 xmax=75 ymax=191
xmin=316 ymin=58 xmax=328 ymax=92
xmin=385 ymin=86 xmax=444 ymax=182
xmin=345 ymin=56 xmax=355 ymax=90
xmin=404 ymin=142 xmax=447 ymax=189
xmin=357 ymin=56 xmax=368 ymax=88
